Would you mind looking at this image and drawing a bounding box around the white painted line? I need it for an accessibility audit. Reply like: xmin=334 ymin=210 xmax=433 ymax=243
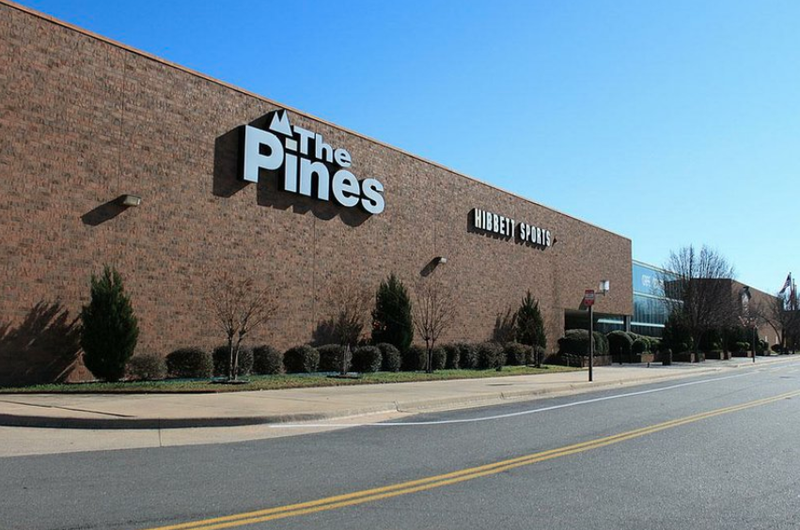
xmin=271 ymin=371 xmax=756 ymax=429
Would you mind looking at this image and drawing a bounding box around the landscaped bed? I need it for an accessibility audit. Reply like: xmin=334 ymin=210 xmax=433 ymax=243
xmin=0 ymin=365 xmax=578 ymax=394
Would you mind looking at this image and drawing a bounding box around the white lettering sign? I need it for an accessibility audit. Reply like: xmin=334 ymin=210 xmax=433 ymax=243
xmin=241 ymin=111 xmax=385 ymax=215
xmin=472 ymin=208 xmax=553 ymax=248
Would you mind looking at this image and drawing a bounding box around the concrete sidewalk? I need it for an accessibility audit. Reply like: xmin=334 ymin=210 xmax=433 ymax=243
xmin=2 ymin=356 xmax=795 ymax=430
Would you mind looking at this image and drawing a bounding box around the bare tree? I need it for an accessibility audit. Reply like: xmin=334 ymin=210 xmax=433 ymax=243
xmin=323 ymin=280 xmax=372 ymax=375
xmin=752 ymin=294 xmax=800 ymax=352
xmin=659 ymin=245 xmax=736 ymax=354
xmin=210 ymin=273 xmax=278 ymax=381
xmin=412 ymin=279 xmax=456 ymax=373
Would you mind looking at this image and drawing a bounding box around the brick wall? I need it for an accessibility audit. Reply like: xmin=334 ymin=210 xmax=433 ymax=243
xmin=0 ymin=2 xmax=633 ymax=384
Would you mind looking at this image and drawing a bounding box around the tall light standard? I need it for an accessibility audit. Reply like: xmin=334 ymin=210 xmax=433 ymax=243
xmin=739 ymin=286 xmax=757 ymax=364
xmin=585 ymin=280 xmax=610 ymax=382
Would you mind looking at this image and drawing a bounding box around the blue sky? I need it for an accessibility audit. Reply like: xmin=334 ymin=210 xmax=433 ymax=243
xmin=20 ymin=0 xmax=800 ymax=293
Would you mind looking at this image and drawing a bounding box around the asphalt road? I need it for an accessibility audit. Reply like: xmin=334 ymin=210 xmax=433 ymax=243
xmin=3 ymin=363 xmax=800 ymax=530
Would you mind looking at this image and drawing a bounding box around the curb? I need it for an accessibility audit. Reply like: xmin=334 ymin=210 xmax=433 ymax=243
xmin=2 ymin=358 xmax=795 ymax=430
xmin=0 ymin=366 xmax=738 ymax=430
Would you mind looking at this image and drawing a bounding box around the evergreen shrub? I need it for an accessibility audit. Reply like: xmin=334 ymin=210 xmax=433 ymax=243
xmin=80 ymin=266 xmax=139 ymax=382
xmin=212 ymin=345 xmax=253 ymax=377
xmin=284 ymin=345 xmax=320 ymax=373
xmin=166 ymin=348 xmax=212 ymax=378
xmin=252 ymin=345 xmax=284 ymax=375
xmin=127 ymin=353 xmax=166 ymax=381
xmin=376 ymin=343 xmax=401 ymax=372
xmin=352 ymin=345 xmax=382 ymax=373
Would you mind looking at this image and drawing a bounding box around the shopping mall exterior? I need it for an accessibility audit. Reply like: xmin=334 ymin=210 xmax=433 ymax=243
xmin=0 ymin=2 xmax=636 ymax=383
xmin=0 ymin=2 xmax=776 ymax=385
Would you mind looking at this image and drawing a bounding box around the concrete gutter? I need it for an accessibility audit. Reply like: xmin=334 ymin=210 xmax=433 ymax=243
xmin=0 ymin=357 xmax=796 ymax=430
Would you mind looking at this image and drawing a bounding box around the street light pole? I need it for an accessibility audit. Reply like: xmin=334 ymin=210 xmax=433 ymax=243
xmin=588 ymin=304 xmax=594 ymax=382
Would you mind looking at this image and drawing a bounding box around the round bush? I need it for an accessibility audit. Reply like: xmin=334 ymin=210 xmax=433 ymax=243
xmin=457 ymin=343 xmax=478 ymax=369
xmin=252 ymin=345 xmax=284 ymax=375
xmin=476 ymin=342 xmax=505 ymax=370
xmin=442 ymin=344 xmax=460 ymax=369
xmin=402 ymin=345 xmax=427 ymax=371
xmin=529 ymin=345 xmax=547 ymax=365
xmin=607 ymin=330 xmax=633 ymax=357
xmin=166 ymin=348 xmax=212 ymax=379
xmin=558 ymin=329 xmax=590 ymax=355
xmin=430 ymin=346 xmax=447 ymax=371
xmin=127 ymin=353 xmax=166 ymax=381
xmin=318 ymin=344 xmax=346 ymax=372
xmin=771 ymin=343 xmax=782 ymax=353
xmin=351 ymin=345 xmax=383 ymax=373
xmin=503 ymin=342 xmax=527 ymax=366
xmin=283 ymin=345 xmax=320 ymax=373
xmin=631 ymin=338 xmax=648 ymax=355
xmin=593 ymin=331 xmax=609 ymax=355
xmin=212 ymin=345 xmax=253 ymax=377
xmin=376 ymin=343 xmax=401 ymax=372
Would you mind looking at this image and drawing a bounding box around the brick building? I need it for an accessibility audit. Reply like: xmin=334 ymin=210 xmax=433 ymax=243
xmin=0 ymin=1 xmax=633 ymax=385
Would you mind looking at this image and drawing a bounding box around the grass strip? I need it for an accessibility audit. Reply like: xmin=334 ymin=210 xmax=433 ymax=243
xmin=0 ymin=365 xmax=578 ymax=394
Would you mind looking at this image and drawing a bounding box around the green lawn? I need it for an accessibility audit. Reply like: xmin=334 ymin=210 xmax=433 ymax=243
xmin=0 ymin=365 xmax=579 ymax=394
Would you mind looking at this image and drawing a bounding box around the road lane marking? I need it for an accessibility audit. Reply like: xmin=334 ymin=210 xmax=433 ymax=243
xmin=272 ymin=371 xmax=756 ymax=428
xmin=140 ymin=388 xmax=800 ymax=530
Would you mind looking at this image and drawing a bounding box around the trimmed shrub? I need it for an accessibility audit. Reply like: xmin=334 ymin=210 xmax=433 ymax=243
xmin=127 ymin=353 xmax=166 ymax=381
xmin=593 ymin=332 xmax=609 ymax=355
xmin=526 ymin=345 xmax=547 ymax=365
xmin=631 ymin=338 xmax=649 ymax=355
xmin=166 ymin=348 xmax=213 ymax=378
xmin=284 ymin=345 xmax=320 ymax=373
xmin=371 ymin=273 xmax=414 ymax=353
xmin=80 ymin=266 xmax=139 ymax=382
xmin=735 ymin=341 xmax=750 ymax=353
xmin=607 ymin=330 xmax=633 ymax=358
xmin=442 ymin=344 xmax=460 ymax=369
xmin=476 ymin=342 xmax=505 ymax=370
xmin=212 ymin=345 xmax=253 ymax=377
xmin=252 ymin=346 xmax=284 ymax=375
xmin=558 ymin=329 xmax=590 ymax=355
xmin=430 ymin=346 xmax=447 ymax=371
xmin=402 ymin=345 xmax=427 ymax=371
xmin=503 ymin=342 xmax=528 ymax=366
xmin=771 ymin=343 xmax=782 ymax=353
xmin=352 ymin=345 xmax=382 ymax=373
xmin=376 ymin=343 xmax=401 ymax=372
xmin=650 ymin=338 xmax=662 ymax=353
xmin=457 ymin=343 xmax=478 ymax=369
xmin=318 ymin=344 xmax=346 ymax=372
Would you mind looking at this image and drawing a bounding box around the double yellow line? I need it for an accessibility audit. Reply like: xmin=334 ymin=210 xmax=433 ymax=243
xmin=144 ymin=389 xmax=800 ymax=530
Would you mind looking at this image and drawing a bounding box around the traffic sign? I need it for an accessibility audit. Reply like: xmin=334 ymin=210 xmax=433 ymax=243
xmin=583 ymin=289 xmax=595 ymax=307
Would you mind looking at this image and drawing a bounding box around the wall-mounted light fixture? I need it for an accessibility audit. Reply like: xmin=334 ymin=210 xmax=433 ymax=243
xmin=599 ymin=280 xmax=610 ymax=295
xmin=119 ymin=194 xmax=142 ymax=207
xmin=434 ymin=256 xmax=447 ymax=265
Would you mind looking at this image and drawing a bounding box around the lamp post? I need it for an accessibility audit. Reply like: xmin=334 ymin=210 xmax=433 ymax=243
xmin=585 ymin=280 xmax=610 ymax=382
xmin=739 ymin=286 xmax=756 ymax=364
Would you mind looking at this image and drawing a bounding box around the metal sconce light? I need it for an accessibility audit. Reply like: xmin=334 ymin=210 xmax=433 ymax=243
xmin=119 ymin=194 xmax=142 ymax=207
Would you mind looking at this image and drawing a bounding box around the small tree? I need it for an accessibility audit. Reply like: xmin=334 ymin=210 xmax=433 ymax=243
xmin=326 ymin=281 xmax=373 ymax=375
xmin=371 ymin=273 xmax=413 ymax=353
xmin=412 ymin=279 xmax=456 ymax=373
xmin=80 ymin=266 xmax=139 ymax=382
xmin=516 ymin=291 xmax=547 ymax=367
xmin=210 ymin=273 xmax=277 ymax=381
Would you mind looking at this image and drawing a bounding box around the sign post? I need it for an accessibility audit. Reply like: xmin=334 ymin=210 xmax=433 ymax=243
xmin=583 ymin=290 xmax=596 ymax=382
